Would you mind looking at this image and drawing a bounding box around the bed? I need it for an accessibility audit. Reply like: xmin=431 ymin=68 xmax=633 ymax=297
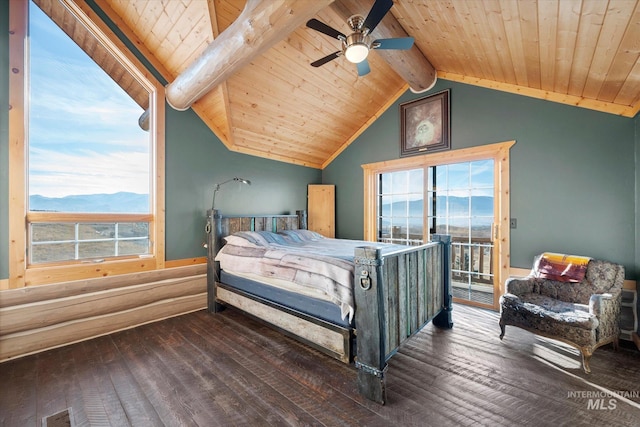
xmin=205 ymin=209 xmax=453 ymax=404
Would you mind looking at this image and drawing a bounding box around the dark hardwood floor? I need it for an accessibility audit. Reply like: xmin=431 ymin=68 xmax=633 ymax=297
xmin=2 ymin=304 xmax=639 ymax=426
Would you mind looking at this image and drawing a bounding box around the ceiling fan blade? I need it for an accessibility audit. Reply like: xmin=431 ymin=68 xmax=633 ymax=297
xmin=373 ymin=37 xmax=414 ymax=50
xmin=356 ymin=59 xmax=371 ymax=76
xmin=306 ymin=19 xmax=346 ymax=40
xmin=363 ymin=0 xmax=393 ymax=33
xmin=310 ymin=51 xmax=342 ymax=67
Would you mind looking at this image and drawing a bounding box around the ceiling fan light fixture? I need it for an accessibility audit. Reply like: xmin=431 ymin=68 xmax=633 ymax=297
xmin=345 ymin=43 xmax=369 ymax=63
xmin=308 ymin=4 xmax=412 ymax=73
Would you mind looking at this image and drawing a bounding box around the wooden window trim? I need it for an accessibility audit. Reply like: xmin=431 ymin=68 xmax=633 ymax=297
xmin=7 ymin=0 xmax=166 ymax=289
xmin=362 ymin=140 xmax=515 ymax=296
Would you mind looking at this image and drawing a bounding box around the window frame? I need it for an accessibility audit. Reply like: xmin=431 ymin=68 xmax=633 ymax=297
xmin=377 ymin=167 xmax=427 ymax=245
xmin=362 ymin=140 xmax=515 ymax=299
xmin=8 ymin=0 xmax=165 ymax=288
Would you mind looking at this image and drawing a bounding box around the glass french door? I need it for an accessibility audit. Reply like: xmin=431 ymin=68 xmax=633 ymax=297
xmin=377 ymin=159 xmax=497 ymax=308
xmin=430 ymin=160 xmax=495 ymax=307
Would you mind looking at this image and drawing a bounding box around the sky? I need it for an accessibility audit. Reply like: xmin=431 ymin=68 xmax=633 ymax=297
xmin=28 ymin=1 xmax=150 ymax=199
xmin=380 ymin=159 xmax=495 ymax=200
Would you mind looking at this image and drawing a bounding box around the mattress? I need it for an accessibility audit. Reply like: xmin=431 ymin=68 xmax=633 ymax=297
xmin=219 ymin=270 xmax=352 ymax=328
xmin=215 ymin=229 xmax=405 ymax=322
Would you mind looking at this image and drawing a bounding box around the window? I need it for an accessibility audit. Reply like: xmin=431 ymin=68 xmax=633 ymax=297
xmin=429 ymin=160 xmax=495 ymax=305
xmin=8 ymin=0 xmax=165 ymax=287
xmin=378 ymin=168 xmax=425 ymax=245
xmin=363 ymin=141 xmax=514 ymax=309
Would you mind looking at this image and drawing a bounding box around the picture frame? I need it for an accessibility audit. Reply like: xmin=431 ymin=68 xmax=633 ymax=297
xmin=400 ymin=89 xmax=450 ymax=157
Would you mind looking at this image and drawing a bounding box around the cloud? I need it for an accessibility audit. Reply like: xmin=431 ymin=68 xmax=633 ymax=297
xmin=29 ymin=148 xmax=150 ymax=198
xmin=29 ymin=56 xmax=147 ymax=149
xmin=27 ymin=4 xmax=152 ymax=198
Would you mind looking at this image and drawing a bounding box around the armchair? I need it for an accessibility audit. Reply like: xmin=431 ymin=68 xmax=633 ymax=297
xmin=499 ymin=256 xmax=624 ymax=373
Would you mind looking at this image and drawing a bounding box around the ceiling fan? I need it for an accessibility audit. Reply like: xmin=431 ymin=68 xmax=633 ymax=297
xmin=306 ymin=0 xmax=414 ymax=76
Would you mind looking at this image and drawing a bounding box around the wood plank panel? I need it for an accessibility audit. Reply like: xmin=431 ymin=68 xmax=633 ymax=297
xmin=0 ymin=293 xmax=206 ymax=361
xmin=228 ymin=58 xmax=374 ymax=132
xmin=193 ymin=87 xmax=233 ymax=143
xmin=307 ymin=185 xmax=335 ymax=238
xmin=0 ymin=265 xmax=206 ymax=363
xmin=598 ymin=1 xmax=640 ymax=103
xmin=176 ymin=312 xmax=375 ymax=425
xmin=216 ymin=286 xmax=349 ymax=361
xmin=228 ymin=136 xmax=323 ymax=168
xmin=397 ymin=251 xmax=408 ymax=345
xmin=8 ymin=0 xmax=27 ymax=289
xmin=517 ymin=0 xmax=541 ymax=89
xmin=92 ymin=0 xmax=640 ymax=170
xmin=553 ymin=0 xmax=581 ymax=94
xmin=419 ymin=0 xmax=473 ymax=76
xmin=226 ymin=78 xmax=354 ymax=136
xmin=453 ymin=0 xmax=503 ymax=82
xmin=4 ymin=304 xmax=639 ymax=425
xmin=384 ymin=256 xmax=400 ymax=353
xmin=0 ymin=264 xmax=206 ymax=307
xmin=480 ymin=0 xmax=517 ymax=84
xmin=615 ymin=61 xmax=640 ymax=113
xmin=408 ymin=252 xmax=418 ymax=334
xmin=500 ymin=0 xmax=529 ymax=87
xmin=417 ymin=249 xmax=426 ymax=324
xmin=566 ymin=0 xmax=607 ymax=96
xmin=583 ymin=0 xmax=637 ymax=100
xmin=1 ymin=275 xmax=205 ymax=334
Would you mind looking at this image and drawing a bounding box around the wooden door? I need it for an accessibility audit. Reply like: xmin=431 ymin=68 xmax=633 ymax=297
xmin=308 ymin=185 xmax=335 ymax=237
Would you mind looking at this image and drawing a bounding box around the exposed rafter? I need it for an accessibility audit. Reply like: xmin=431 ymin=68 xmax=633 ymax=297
xmin=166 ymin=0 xmax=334 ymax=111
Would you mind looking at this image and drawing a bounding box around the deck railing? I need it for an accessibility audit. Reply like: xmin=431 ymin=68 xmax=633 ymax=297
xmin=451 ymin=237 xmax=493 ymax=285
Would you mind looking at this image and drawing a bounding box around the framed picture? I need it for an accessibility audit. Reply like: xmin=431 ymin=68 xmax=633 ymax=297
xmin=400 ymin=89 xmax=450 ymax=156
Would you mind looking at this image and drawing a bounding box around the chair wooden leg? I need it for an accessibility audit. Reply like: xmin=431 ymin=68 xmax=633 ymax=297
xmin=499 ymin=319 xmax=505 ymax=340
xmin=581 ymin=349 xmax=592 ymax=374
xmin=613 ymin=336 xmax=619 ymax=351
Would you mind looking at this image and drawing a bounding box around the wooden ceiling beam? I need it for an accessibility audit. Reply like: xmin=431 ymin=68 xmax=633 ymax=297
xmin=331 ymin=0 xmax=437 ymax=93
xmin=166 ymin=0 xmax=334 ymax=111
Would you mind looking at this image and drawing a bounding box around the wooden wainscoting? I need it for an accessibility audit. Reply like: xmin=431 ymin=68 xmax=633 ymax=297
xmin=0 ymin=264 xmax=206 ymax=361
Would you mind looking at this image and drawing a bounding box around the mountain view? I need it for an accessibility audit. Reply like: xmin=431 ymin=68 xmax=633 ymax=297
xmin=383 ymin=196 xmax=494 ymax=221
xmin=29 ymin=192 xmax=149 ymax=213
xmin=380 ymin=196 xmax=495 ymax=240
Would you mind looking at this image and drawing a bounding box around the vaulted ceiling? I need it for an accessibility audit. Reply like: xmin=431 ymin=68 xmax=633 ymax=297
xmin=92 ymin=0 xmax=640 ymax=168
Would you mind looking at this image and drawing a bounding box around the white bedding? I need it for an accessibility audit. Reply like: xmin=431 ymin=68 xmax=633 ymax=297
xmin=215 ymin=230 xmax=396 ymax=321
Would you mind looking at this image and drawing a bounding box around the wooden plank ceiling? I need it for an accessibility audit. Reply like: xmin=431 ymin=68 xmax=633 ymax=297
xmin=92 ymin=0 xmax=640 ymax=169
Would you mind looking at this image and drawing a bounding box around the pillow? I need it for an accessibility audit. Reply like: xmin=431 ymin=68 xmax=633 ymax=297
xmin=223 ymin=234 xmax=262 ymax=248
xmin=225 ymin=230 xmax=288 ymax=247
xmin=533 ymin=252 xmax=591 ymax=283
xmin=278 ymin=229 xmax=324 ymax=242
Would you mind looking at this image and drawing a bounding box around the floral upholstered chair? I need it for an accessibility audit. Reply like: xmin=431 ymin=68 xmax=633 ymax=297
xmin=499 ymin=253 xmax=624 ymax=373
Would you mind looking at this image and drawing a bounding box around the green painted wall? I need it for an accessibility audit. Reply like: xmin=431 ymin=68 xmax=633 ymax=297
xmin=164 ymin=107 xmax=320 ymax=260
xmin=324 ymin=80 xmax=638 ymax=279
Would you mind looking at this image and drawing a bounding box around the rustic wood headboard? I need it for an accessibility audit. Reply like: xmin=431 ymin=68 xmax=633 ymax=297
xmin=204 ymin=209 xmax=307 ymax=311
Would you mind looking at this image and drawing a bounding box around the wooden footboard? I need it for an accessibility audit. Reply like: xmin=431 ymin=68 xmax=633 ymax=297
xmin=206 ymin=209 xmax=452 ymax=404
xmin=353 ymin=235 xmax=452 ymax=404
